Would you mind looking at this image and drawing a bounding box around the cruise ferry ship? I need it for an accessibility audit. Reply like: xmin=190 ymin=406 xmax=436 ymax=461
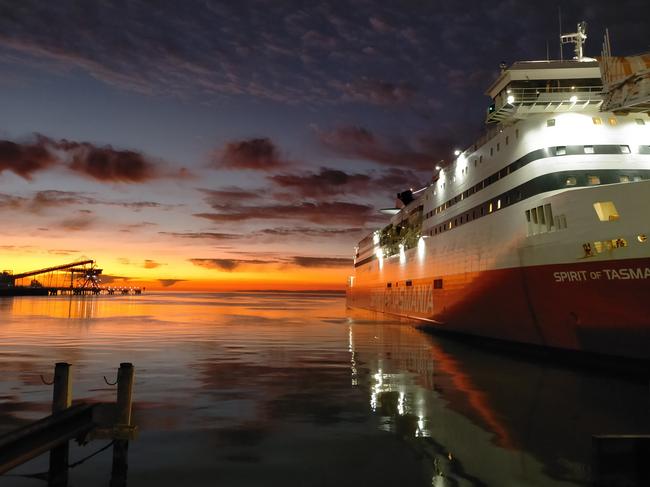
xmin=346 ymin=25 xmax=650 ymax=361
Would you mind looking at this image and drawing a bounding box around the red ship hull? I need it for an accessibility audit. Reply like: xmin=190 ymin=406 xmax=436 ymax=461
xmin=347 ymin=257 xmax=650 ymax=361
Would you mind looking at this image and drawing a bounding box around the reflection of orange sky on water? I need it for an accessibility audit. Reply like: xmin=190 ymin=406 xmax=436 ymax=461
xmin=5 ymin=293 xmax=344 ymax=324
xmin=426 ymin=341 xmax=514 ymax=449
xmin=1 ymin=246 xmax=350 ymax=291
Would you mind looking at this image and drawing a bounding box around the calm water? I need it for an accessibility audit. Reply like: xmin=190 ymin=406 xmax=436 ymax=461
xmin=0 ymin=292 xmax=648 ymax=486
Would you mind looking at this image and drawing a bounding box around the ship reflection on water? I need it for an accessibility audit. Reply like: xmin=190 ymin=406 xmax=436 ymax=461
xmin=348 ymin=309 xmax=650 ymax=486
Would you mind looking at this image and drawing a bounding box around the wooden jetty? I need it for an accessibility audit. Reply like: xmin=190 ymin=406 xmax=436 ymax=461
xmin=0 ymin=362 xmax=137 ymax=485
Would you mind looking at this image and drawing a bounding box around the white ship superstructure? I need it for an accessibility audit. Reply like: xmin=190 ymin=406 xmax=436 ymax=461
xmin=347 ymin=26 xmax=650 ymax=360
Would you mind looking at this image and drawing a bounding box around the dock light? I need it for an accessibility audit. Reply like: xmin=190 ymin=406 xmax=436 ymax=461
xmin=453 ymin=149 xmax=461 ymax=156
xmin=570 ymin=95 xmax=578 ymax=103
xmin=507 ymin=95 xmax=515 ymax=104
xmin=435 ymin=165 xmax=441 ymax=170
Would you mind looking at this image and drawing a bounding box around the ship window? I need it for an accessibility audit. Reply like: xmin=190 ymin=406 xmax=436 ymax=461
xmin=611 ymin=238 xmax=627 ymax=248
xmin=547 ymin=119 xmax=556 ymax=127
xmin=587 ymin=175 xmax=601 ymax=185
xmin=506 ymin=136 xmax=509 ymax=145
xmin=489 ymin=203 xmax=493 ymax=213
xmin=556 ymin=146 xmax=567 ymax=156
xmin=525 ymin=210 xmax=531 ymax=222
xmin=635 ymin=118 xmax=646 ymax=125
xmin=406 ymin=280 xmax=412 ymax=287
xmin=619 ymin=175 xmax=630 ymax=183
xmin=433 ymin=279 xmax=443 ymax=289
xmin=531 ymin=207 xmax=538 ymax=224
xmin=448 ymin=222 xmax=452 ymax=229
xmin=592 ymin=117 xmax=602 ymax=125
xmin=584 ymin=145 xmax=595 ymax=154
xmin=386 ymin=282 xmax=392 ymax=288
xmin=544 ymin=204 xmax=554 ymax=229
xmin=634 ymin=175 xmax=643 ymax=181
xmin=608 ymin=117 xmax=618 ymax=126
xmin=474 ymin=159 xmax=477 ymax=167
xmin=638 ymin=234 xmax=647 ymax=243
xmin=593 ymin=201 xmax=619 ymax=221
xmin=594 ymin=241 xmax=604 ymax=253
xmin=479 ymin=155 xmax=483 ymax=163
xmin=515 ymin=128 xmax=519 ymax=139
xmin=497 ymin=143 xmax=500 ymax=152
xmin=537 ymin=205 xmax=545 ymax=225
xmin=490 ymin=147 xmax=493 ymax=156
xmin=620 ymin=145 xmax=631 ymax=153
xmin=497 ymin=199 xmax=501 ymax=210
xmin=565 ymin=176 xmax=577 ymax=186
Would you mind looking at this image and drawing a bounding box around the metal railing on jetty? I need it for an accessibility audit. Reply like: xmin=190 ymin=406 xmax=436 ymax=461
xmin=0 ymin=362 xmax=137 ymax=485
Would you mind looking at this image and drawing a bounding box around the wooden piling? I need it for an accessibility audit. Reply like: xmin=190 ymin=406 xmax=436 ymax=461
xmin=49 ymin=362 xmax=72 ymax=486
xmin=115 ymin=363 xmax=134 ymax=426
xmin=51 ymin=363 xmax=72 ymax=414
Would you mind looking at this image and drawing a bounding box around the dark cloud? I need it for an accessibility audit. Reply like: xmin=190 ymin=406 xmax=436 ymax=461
xmin=291 ymin=256 xmax=351 ymax=268
xmin=1 ymin=189 xmax=169 ymax=214
xmin=269 ymin=168 xmax=371 ymax=197
xmin=100 ymin=274 xmax=132 ymax=284
xmin=143 ymin=259 xmax=164 ymax=269
xmin=199 ymin=187 xmax=260 ymax=205
xmin=159 ymin=231 xmax=241 ymax=240
xmin=0 ymin=135 xmax=164 ymax=182
xmin=29 ymin=190 xmax=92 ymax=212
xmin=0 ymin=193 xmax=26 ymax=209
xmin=0 ymin=138 xmax=57 ymax=179
xmin=196 ymin=201 xmax=384 ymax=226
xmin=120 ymin=222 xmax=157 ymax=233
xmin=60 ymin=212 xmax=95 ymax=231
xmin=53 ymin=139 xmax=157 ymax=182
xmin=189 ymin=258 xmax=276 ymax=271
xmin=47 ymin=249 xmax=80 ymax=256
xmin=158 ymin=279 xmax=186 ymax=287
xmin=316 ymin=125 xmax=453 ymax=171
xmin=268 ymin=166 xmax=424 ymax=199
xmin=214 ymin=138 xmax=289 ymax=171
xmin=256 ymin=227 xmax=365 ymax=237
xmin=333 ymin=78 xmax=417 ymax=105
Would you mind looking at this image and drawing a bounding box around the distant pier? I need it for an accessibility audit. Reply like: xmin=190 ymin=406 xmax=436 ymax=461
xmin=0 ymin=260 xmax=143 ymax=297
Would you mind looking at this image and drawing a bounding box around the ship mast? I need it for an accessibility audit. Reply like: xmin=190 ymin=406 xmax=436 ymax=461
xmin=561 ymin=21 xmax=588 ymax=61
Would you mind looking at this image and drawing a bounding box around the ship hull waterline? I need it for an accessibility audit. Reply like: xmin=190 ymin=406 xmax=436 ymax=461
xmin=347 ymin=256 xmax=650 ymax=361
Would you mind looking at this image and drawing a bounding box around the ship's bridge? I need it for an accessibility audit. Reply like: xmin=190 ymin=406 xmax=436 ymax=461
xmin=486 ymin=60 xmax=604 ymax=124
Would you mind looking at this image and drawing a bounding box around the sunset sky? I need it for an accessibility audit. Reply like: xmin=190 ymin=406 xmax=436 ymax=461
xmin=0 ymin=1 xmax=647 ymax=290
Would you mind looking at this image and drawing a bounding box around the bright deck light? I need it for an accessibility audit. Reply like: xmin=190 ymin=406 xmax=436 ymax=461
xmin=507 ymin=95 xmax=515 ymax=104
xmin=453 ymin=149 xmax=461 ymax=156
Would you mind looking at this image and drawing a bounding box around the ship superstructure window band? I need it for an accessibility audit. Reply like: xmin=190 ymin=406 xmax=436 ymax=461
xmin=354 ymin=168 xmax=650 ymax=268
xmin=426 ymin=144 xmax=650 ymax=221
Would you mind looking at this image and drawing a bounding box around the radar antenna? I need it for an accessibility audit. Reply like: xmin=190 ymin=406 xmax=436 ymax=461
xmin=561 ymin=21 xmax=588 ymax=61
